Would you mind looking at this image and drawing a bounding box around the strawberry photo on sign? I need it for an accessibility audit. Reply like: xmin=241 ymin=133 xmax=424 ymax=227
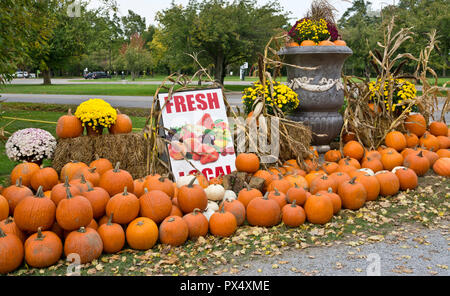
xmin=158 ymin=88 xmax=236 ymax=181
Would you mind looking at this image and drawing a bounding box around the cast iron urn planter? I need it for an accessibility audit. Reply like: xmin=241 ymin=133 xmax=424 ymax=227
xmin=278 ymin=45 xmax=352 ymax=151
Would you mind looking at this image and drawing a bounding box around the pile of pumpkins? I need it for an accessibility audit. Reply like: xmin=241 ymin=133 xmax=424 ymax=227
xmin=286 ymin=39 xmax=347 ymax=47
xmin=0 ymin=115 xmax=448 ymax=275
xmin=56 ymin=108 xmax=133 ymax=139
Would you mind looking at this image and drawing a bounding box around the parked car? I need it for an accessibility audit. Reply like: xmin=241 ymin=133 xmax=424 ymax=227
xmin=92 ymin=71 xmax=111 ymax=79
xmin=84 ymin=72 xmax=94 ymax=79
xmin=28 ymin=73 xmax=36 ymax=78
xmin=15 ymin=71 xmax=24 ymax=78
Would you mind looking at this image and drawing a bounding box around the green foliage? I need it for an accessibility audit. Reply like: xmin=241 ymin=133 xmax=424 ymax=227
xmin=339 ymin=0 xmax=449 ymax=77
xmin=0 ymin=0 xmax=38 ymax=85
xmin=114 ymin=34 xmax=152 ymax=80
xmin=156 ymin=0 xmax=288 ymax=84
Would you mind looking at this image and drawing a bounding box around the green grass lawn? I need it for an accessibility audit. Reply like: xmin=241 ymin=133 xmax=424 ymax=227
xmin=0 ymin=84 xmax=248 ymax=96
xmin=0 ymin=105 xmax=148 ymax=184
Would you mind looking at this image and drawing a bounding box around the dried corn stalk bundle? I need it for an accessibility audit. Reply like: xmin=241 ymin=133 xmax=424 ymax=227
xmin=341 ymin=17 xmax=447 ymax=150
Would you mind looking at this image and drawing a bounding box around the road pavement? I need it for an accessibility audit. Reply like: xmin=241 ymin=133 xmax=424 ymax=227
xmin=1 ymin=92 xmax=447 ymax=122
xmin=214 ymin=222 xmax=450 ymax=276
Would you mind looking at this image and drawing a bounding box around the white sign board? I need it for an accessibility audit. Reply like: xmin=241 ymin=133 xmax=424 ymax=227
xmin=158 ymin=88 xmax=236 ymax=181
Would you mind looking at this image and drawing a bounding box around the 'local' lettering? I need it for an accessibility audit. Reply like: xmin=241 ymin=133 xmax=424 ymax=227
xmin=164 ymin=91 xmax=220 ymax=114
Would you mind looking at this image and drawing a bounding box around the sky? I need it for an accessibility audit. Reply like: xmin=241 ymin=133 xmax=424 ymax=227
xmin=88 ymin=0 xmax=397 ymax=26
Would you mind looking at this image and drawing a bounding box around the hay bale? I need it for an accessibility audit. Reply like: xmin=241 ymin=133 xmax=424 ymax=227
xmin=278 ymin=119 xmax=312 ymax=162
xmin=52 ymin=133 xmax=152 ymax=179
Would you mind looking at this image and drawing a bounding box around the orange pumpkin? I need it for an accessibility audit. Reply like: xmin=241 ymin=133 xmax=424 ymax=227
xmin=143 ymin=176 xmax=175 ymax=198
xmin=266 ymin=177 xmax=292 ymax=194
xmin=64 ymin=227 xmax=103 ymax=264
xmin=2 ymin=177 xmax=33 ymax=214
xmin=177 ymin=178 xmax=208 ymax=214
xmin=284 ymin=174 xmax=309 ymax=189
xmin=285 ymin=184 xmax=307 ymax=205
xmin=429 ymin=121 xmax=448 ymax=137
xmin=403 ymin=151 xmax=430 ymax=176
xmin=432 ymin=157 xmax=450 ymax=176
xmin=436 ymin=149 xmax=450 ymax=158
xmin=14 ymin=186 xmax=56 ymax=232
xmin=221 ymin=199 xmax=246 ymax=226
xmin=343 ymin=141 xmax=365 ymax=161
xmin=60 ymin=161 xmax=88 ymax=182
xmin=317 ymin=188 xmax=342 ymax=214
xmin=420 ymin=148 xmax=439 ymax=166
xmin=329 ymin=171 xmax=351 ymax=187
xmin=375 ymin=171 xmax=400 ymax=197
xmin=105 ymin=187 xmax=140 ymax=225
xmin=56 ymin=109 xmax=83 ymax=139
xmin=126 ymin=217 xmax=159 ymax=250
xmin=24 ymin=227 xmax=63 ymax=268
xmin=404 ymin=113 xmax=427 ymax=137
xmin=10 ymin=162 xmax=40 ymax=189
xmin=324 ymin=150 xmax=342 ymax=162
xmin=159 ymin=216 xmax=189 ymax=246
xmin=267 ymin=188 xmax=288 ymax=209
xmin=98 ymin=162 xmax=134 ymax=196
xmin=0 ymin=227 xmax=24 ymax=274
xmin=182 ymin=208 xmax=209 ymax=239
xmin=300 ymin=40 xmax=316 ymax=46
xmin=237 ymin=184 xmax=263 ymax=208
xmin=393 ymin=167 xmax=418 ymax=190
xmin=337 ymin=177 xmax=367 ymax=210
xmin=97 ymin=213 xmax=125 ymax=253
xmin=322 ymin=161 xmax=340 ymax=174
xmin=405 ymin=132 xmax=419 ymax=148
xmin=385 ymin=131 xmax=407 ymax=152
xmin=139 ymin=189 xmax=172 ymax=224
xmin=0 ymin=195 xmax=8 ymax=221
xmin=381 ymin=151 xmax=404 ymax=171
xmin=51 ymin=176 xmax=82 ymax=206
xmin=89 ymin=155 xmax=113 ymax=175
xmin=81 ymin=183 xmax=110 ymax=219
xmin=355 ymin=174 xmax=380 ymax=201
xmin=304 ymin=193 xmax=333 ymax=224
xmin=246 ymin=193 xmax=281 ymax=227
xmin=253 ymin=170 xmax=274 ymax=190
xmin=419 ymin=133 xmax=440 ymax=152
xmin=281 ymin=200 xmax=306 ymax=227
xmin=109 ymin=109 xmax=132 ymax=134
xmin=30 ymin=167 xmax=59 ymax=192
xmin=209 ymin=206 xmax=237 ymax=237
xmin=310 ymin=174 xmax=338 ymax=194
xmin=56 ymin=188 xmax=93 ymax=231
xmin=361 ymin=157 xmax=383 ymax=173
xmin=286 ymin=41 xmax=300 ymax=47
xmin=338 ymin=157 xmax=361 ymax=169
xmin=318 ymin=40 xmax=334 ymax=46
xmin=235 ymin=153 xmax=260 ymax=173
xmin=333 ymin=40 xmax=346 ymax=46
xmin=436 ymin=136 xmax=450 ymax=149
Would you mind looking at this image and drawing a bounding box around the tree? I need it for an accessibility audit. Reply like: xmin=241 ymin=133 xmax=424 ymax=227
xmin=115 ymin=33 xmax=152 ymax=80
xmin=121 ymin=10 xmax=147 ymax=39
xmin=0 ymin=0 xmax=41 ymax=85
xmin=338 ymin=0 xmax=382 ymax=77
xmin=156 ymin=0 xmax=288 ymax=84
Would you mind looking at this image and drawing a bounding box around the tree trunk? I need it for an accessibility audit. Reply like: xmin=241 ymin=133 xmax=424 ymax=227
xmin=214 ymin=52 xmax=226 ymax=85
xmin=42 ymin=69 xmax=51 ymax=85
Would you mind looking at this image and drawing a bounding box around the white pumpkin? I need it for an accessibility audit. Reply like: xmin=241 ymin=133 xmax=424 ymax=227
xmin=392 ymin=166 xmax=407 ymax=173
xmin=176 ymin=175 xmax=198 ymax=188
xmin=206 ymin=200 xmax=219 ymax=212
xmin=203 ymin=208 xmax=216 ymax=221
xmin=204 ymin=184 xmax=225 ymax=201
xmin=223 ymin=190 xmax=237 ymax=201
xmin=357 ymin=168 xmax=375 ymax=176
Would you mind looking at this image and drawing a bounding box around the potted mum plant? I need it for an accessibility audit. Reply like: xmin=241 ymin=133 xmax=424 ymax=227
xmin=278 ymin=0 xmax=352 ymax=151
xmin=5 ymin=128 xmax=57 ymax=165
xmin=74 ymin=98 xmax=117 ymax=136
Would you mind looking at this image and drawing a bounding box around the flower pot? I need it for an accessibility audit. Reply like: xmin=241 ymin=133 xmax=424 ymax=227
xmin=278 ymin=46 xmax=352 ymax=150
xmin=86 ymin=126 xmax=103 ymax=137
